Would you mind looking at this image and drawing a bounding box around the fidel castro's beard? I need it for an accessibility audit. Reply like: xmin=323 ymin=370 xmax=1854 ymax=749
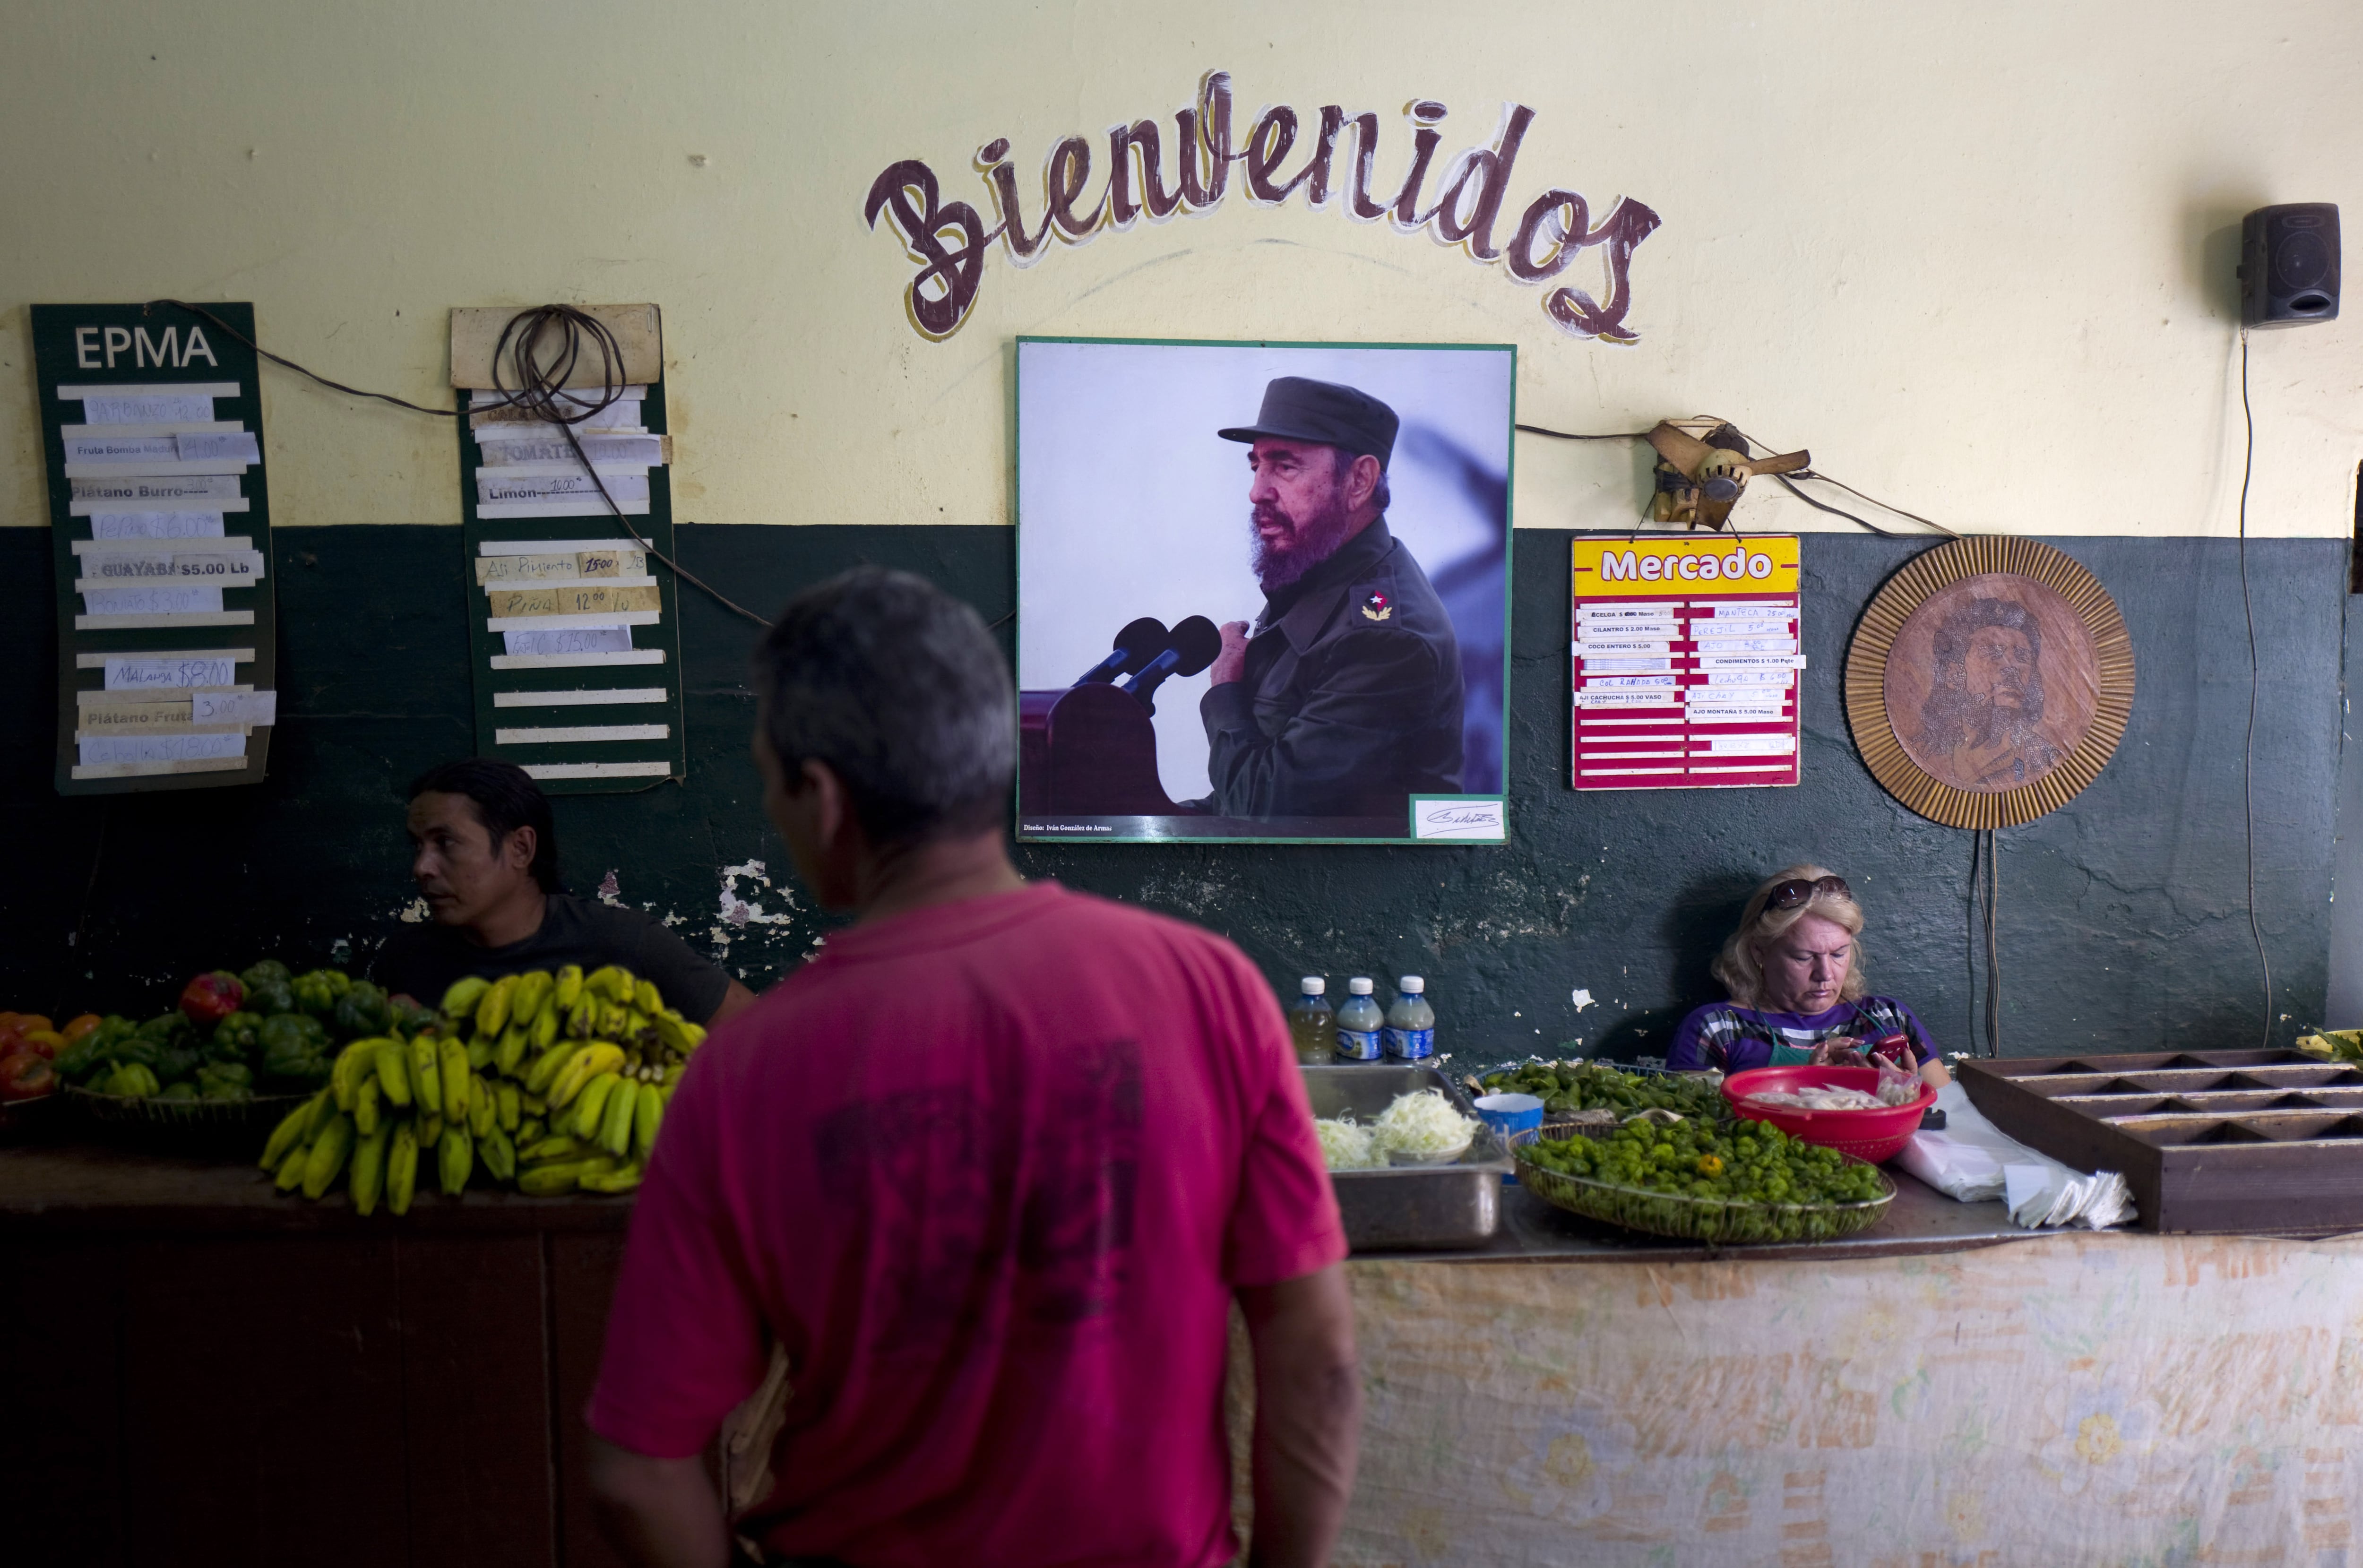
xmin=1249 ymin=481 xmax=1363 ymax=592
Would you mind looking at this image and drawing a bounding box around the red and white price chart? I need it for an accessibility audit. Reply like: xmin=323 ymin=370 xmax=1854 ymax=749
xmin=1570 ymin=535 xmax=1803 ymax=791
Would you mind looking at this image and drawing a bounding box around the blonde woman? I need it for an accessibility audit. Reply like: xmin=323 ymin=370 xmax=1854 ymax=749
xmin=1665 ymin=866 xmax=1950 ymax=1087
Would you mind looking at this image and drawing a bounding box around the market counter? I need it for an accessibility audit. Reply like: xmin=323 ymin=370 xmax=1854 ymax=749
xmin=10 ymin=1134 xmax=2361 ymax=1564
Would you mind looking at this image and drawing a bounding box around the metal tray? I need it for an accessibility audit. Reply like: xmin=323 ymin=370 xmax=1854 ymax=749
xmin=1302 ymin=1064 xmax=1509 ymax=1250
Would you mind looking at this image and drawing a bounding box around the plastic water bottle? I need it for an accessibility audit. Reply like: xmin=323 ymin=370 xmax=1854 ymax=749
xmin=1384 ymin=976 xmax=1437 ymax=1061
xmin=1334 ymin=978 xmax=1384 ymax=1062
xmin=1287 ymin=977 xmax=1335 ymax=1066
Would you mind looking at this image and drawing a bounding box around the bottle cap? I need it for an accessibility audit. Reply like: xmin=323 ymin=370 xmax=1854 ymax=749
xmin=1299 ymin=977 xmax=1326 ymax=995
xmin=1347 ymin=977 xmax=1374 ymax=994
xmin=1399 ymin=975 xmax=1425 ymax=993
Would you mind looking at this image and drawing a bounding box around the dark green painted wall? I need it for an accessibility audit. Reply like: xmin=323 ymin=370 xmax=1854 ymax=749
xmin=0 ymin=525 xmax=2342 ymax=1063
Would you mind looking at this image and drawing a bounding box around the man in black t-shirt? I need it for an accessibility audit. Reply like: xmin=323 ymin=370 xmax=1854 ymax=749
xmin=372 ymin=760 xmax=756 ymax=1027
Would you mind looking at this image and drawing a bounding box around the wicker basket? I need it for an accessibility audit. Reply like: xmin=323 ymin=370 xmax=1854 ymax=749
xmin=64 ymin=1084 xmax=309 ymax=1156
xmin=1511 ymin=1130 xmax=1895 ymax=1245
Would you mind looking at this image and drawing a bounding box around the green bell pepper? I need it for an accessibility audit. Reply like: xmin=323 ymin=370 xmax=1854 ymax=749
xmin=208 ymin=1011 xmax=264 ymax=1065
xmin=197 ymin=1061 xmax=255 ymax=1102
xmin=240 ymin=958 xmax=293 ymax=993
xmin=332 ymin=981 xmax=391 ymax=1041
xmin=292 ymin=968 xmax=353 ymax=1019
xmin=257 ymin=1012 xmax=334 ymax=1089
xmin=105 ymin=1061 xmax=161 ymax=1098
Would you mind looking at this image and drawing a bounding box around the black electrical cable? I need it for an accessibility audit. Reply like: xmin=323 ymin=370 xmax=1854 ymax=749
xmin=1985 ymin=827 xmax=2002 ymax=1059
xmin=144 ymin=297 xmax=771 ymax=628
xmin=1513 ymin=423 xmax=1654 ymax=441
xmin=483 ymin=305 xmax=769 ymax=627
xmin=2237 ymin=327 xmax=2274 ymax=1050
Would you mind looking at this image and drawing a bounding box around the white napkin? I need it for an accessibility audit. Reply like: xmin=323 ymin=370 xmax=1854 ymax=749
xmin=1897 ymin=1082 xmax=2137 ymax=1230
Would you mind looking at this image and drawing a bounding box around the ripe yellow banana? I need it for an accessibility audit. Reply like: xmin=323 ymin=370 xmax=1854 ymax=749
xmin=634 ymin=978 xmax=663 ymax=1015
xmin=439 ymin=1126 xmax=474 ymax=1195
xmin=351 ymin=1125 xmax=390 ymax=1215
xmin=523 ymin=1039 xmax=574 ymax=1096
xmin=585 ymin=964 xmax=634 ymax=1003
xmin=406 ymin=1034 xmax=440 ymax=1116
xmin=597 ymin=1073 xmax=638 ymax=1157
xmin=492 ymin=1023 xmax=526 ymax=1076
xmin=496 ymin=1081 xmax=520 ymax=1133
xmin=476 ymin=973 xmax=518 ymax=1038
xmin=481 ymin=1124 xmax=516 ymax=1181
xmin=632 ymin=1082 xmax=662 ymax=1163
xmin=440 ymin=974 xmax=492 ymax=1021
xmin=572 ymin=1071 xmax=621 ymax=1140
xmin=354 ymin=1076 xmax=382 ymax=1137
xmin=466 ymin=1034 xmax=495 ymax=1071
xmin=467 ymin=1079 xmax=496 ymax=1138
xmin=334 ymin=1036 xmax=391 ymax=1112
xmin=420 ymin=1113 xmax=444 ymax=1147
xmin=302 ymin=1114 xmax=356 ymax=1199
xmin=275 ymin=1141 xmax=310 ymax=1191
xmin=527 ymin=1000 xmax=559 ymax=1055
xmin=565 ymin=997 xmax=596 ymax=1040
xmin=549 ymin=1043 xmax=625 ymax=1108
xmin=552 ymin=964 xmax=584 ymax=1014
xmin=373 ymin=1040 xmax=414 ymax=1108
xmin=439 ymin=1037 xmax=471 ymax=1124
xmin=518 ymin=1154 xmax=620 ymax=1196
xmin=579 ymin=1162 xmax=645 ymax=1194
xmin=511 ymin=970 xmax=554 ymax=1030
xmin=305 ymin=1085 xmax=341 ymax=1141
xmin=388 ymin=1124 xmax=419 ymax=1215
xmin=521 ymin=1133 xmax=590 ymax=1163
xmin=260 ymin=1095 xmax=318 ymax=1170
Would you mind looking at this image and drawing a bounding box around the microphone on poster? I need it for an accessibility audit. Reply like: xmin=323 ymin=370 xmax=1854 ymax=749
xmin=1074 ymin=617 xmax=1171 ymax=686
xmin=1123 ymin=616 xmax=1221 ymax=713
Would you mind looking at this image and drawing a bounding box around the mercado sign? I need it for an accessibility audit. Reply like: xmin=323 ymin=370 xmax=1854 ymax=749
xmin=863 ymin=70 xmax=1661 ymax=345
xmin=1570 ymin=535 xmax=1803 ymax=793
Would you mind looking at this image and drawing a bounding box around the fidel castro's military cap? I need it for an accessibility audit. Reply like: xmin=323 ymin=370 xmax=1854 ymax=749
xmin=1218 ymin=376 xmax=1399 ymax=469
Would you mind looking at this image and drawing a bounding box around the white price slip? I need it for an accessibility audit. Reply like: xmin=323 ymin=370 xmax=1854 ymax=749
xmin=1570 ymin=536 xmax=1802 ymax=792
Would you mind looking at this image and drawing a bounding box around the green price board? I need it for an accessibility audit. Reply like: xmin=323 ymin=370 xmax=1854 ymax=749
xmin=29 ymin=302 xmax=278 ymax=795
xmin=454 ymin=349 xmax=686 ymax=793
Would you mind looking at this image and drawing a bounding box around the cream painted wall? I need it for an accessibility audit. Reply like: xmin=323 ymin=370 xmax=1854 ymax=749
xmin=1 ymin=1 xmax=2357 ymax=536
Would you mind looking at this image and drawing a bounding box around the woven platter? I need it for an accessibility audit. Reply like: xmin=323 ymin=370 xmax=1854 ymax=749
xmin=1512 ymin=1139 xmax=1896 ymax=1245
xmin=1844 ymin=536 xmax=2133 ymax=829
xmin=64 ymin=1084 xmax=308 ymax=1153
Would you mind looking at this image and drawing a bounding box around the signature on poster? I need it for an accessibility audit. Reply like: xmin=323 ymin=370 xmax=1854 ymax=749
xmin=865 ymin=70 xmax=1660 ymax=345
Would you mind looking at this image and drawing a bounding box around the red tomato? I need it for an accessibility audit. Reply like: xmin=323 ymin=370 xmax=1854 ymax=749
xmin=0 ymin=1050 xmax=56 ymax=1103
xmin=178 ymin=973 xmax=245 ymax=1026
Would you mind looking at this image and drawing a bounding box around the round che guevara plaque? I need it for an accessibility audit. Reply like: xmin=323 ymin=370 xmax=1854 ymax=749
xmin=1845 ymin=537 xmax=2133 ymax=829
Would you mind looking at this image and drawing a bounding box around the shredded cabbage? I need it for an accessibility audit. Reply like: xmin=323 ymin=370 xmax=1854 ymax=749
xmin=1371 ymin=1088 xmax=1478 ymax=1162
xmin=1746 ymin=1086 xmax=1883 ymax=1111
xmin=1315 ymin=1116 xmax=1379 ymax=1171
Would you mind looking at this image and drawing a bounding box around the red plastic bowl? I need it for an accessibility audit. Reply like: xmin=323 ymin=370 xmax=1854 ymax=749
xmin=1721 ymin=1066 xmax=1936 ymax=1164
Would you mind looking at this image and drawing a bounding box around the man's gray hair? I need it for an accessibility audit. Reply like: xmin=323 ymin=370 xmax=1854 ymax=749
xmin=752 ymin=567 xmax=1016 ymax=845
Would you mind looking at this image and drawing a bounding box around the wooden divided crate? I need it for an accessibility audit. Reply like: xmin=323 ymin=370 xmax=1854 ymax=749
xmin=1956 ymin=1051 xmax=2363 ymax=1234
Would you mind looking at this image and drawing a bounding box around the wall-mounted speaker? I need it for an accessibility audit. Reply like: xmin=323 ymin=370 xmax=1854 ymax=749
xmin=2241 ymin=203 xmax=2341 ymax=327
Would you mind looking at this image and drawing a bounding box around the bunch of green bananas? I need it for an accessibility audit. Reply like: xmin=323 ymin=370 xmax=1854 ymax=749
xmin=442 ymin=963 xmax=701 ymax=1195
xmin=255 ymin=1031 xmax=517 ymax=1215
xmin=258 ymin=963 xmax=707 ymax=1210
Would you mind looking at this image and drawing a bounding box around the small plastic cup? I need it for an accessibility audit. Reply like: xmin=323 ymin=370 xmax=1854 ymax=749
xmin=1474 ymin=1093 xmax=1545 ymax=1184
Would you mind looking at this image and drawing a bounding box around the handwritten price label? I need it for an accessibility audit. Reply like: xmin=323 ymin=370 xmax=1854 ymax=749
xmin=485 ymin=585 xmax=660 ymax=618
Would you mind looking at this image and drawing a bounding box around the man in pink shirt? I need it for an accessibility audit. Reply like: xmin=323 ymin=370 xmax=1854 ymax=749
xmin=586 ymin=569 xmax=1360 ymax=1568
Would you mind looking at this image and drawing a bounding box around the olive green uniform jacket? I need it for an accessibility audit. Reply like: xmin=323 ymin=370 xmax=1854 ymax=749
xmin=1197 ymin=519 xmax=1465 ymax=820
